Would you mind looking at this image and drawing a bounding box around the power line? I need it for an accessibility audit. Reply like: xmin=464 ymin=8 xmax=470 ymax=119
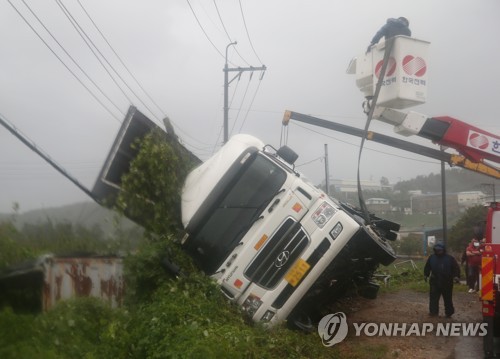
xmin=17 ymin=0 xmax=125 ymax=117
xmin=75 ymin=0 xmax=168 ymax=118
xmin=238 ymin=0 xmax=264 ymax=65
xmin=230 ymin=76 xmax=252 ymax=136
xmin=73 ymin=1 xmax=220 ymax=149
xmin=7 ymin=0 xmax=122 ymax=123
xmin=213 ymin=0 xmax=250 ymax=66
xmin=291 ymin=122 xmax=440 ymax=165
xmin=186 ymin=0 xmax=225 ymax=60
xmin=228 ymin=74 xmax=241 ymax=108
xmin=0 ymin=111 xmax=95 ymax=200
xmin=56 ymin=0 xmax=168 ymax=126
xmin=238 ymin=74 xmax=264 ymax=132
xmin=54 ymin=0 xmax=135 ymax=105
xmin=296 ymin=156 xmax=324 ymax=168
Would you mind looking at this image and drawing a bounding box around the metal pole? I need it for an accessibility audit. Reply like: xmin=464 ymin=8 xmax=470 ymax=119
xmin=223 ymin=42 xmax=237 ymax=144
xmin=440 ymin=146 xmax=448 ymax=246
xmin=324 ymin=144 xmax=330 ymax=195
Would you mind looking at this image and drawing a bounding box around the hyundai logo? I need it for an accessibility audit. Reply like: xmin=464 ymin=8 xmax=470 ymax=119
xmin=275 ymin=251 xmax=290 ymax=268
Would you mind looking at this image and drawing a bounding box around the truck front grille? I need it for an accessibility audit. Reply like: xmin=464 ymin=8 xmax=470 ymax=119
xmin=244 ymin=218 xmax=309 ymax=289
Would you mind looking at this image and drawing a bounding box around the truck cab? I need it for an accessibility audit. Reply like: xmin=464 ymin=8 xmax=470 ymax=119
xmin=181 ymin=134 xmax=399 ymax=327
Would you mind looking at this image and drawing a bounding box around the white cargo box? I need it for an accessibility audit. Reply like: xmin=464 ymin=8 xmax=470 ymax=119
xmin=348 ymin=36 xmax=430 ymax=109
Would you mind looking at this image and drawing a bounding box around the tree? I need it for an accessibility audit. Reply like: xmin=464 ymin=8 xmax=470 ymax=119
xmin=116 ymin=130 xmax=198 ymax=237
xmin=397 ymin=233 xmax=423 ymax=256
xmin=448 ymin=205 xmax=488 ymax=252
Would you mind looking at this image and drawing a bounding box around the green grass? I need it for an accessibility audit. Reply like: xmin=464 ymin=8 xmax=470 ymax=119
xmin=3 ymin=241 xmax=438 ymax=358
xmin=376 ymin=259 xmax=428 ymax=293
xmin=376 ymin=258 xmax=469 ymax=294
xmin=5 ymin=238 xmax=475 ymax=358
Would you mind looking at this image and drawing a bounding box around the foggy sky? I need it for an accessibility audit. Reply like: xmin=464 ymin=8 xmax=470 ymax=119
xmin=1 ymin=0 xmax=499 ymax=213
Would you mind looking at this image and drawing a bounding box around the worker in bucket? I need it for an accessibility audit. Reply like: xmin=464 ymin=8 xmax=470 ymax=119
xmin=424 ymin=242 xmax=460 ymax=318
xmin=366 ymin=17 xmax=411 ymax=53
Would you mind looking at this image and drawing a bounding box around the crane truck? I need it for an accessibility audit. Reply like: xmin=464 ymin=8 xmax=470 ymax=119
xmin=347 ymin=40 xmax=499 ymax=359
xmin=326 ymin=35 xmax=500 ymax=357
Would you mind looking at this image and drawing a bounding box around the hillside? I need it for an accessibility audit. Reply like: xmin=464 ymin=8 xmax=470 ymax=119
xmin=0 ymin=201 xmax=138 ymax=234
xmin=394 ymin=168 xmax=498 ymax=194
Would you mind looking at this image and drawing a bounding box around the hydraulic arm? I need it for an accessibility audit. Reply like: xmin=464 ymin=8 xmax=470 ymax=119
xmin=282 ymin=110 xmax=500 ymax=180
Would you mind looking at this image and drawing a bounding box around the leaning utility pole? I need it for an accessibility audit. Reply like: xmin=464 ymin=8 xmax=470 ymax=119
xmin=223 ymin=42 xmax=266 ymax=143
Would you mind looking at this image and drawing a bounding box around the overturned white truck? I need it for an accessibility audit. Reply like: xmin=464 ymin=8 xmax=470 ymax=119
xmin=181 ymin=133 xmax=398 ymax=329
xmin=93 ymin=107 xmax=399 ymax=330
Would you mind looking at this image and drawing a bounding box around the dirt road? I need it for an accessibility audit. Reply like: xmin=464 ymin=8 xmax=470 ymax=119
xmin=335 ymin=288 xmax=484 ymax=358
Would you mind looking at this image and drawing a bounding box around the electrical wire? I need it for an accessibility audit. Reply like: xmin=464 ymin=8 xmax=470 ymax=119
xmin=228 ymin=74 xmax=241 ymax=109
xmin=75 ymin=0 xmax=167 ymax=118
xmin=356 ymin=39 xmax=394 ymax=223
xmin=6 ymin=0 xmax=122 ymax=123
xmin=0 ymin=111 xmax=95 ymax=200
xmin=238 ymin=0 xmax=264 ymax=65
xmin=290 ymin=122 xmax=440 ymax=165
xmin=295 ymin=156 xmax=323 ymax=168
xmin=18 ymin=0 xmax=125 ymax=118
xmin=55 ymin=0 xmax=164 ymax=124
xmin=76 ymin=0 xmax=217 ymax=149
xmin=238 ymin=73 xmax=264 ymax=133
xmin=213 ymin=0 xmax=250 ymax=66
xmin=186 ymin=0 xmax=226 ymax=60
xmin=229 ymin=76 xmax=252 ymax=136
xmin=55 ymin=0 xmax=134 ymax=104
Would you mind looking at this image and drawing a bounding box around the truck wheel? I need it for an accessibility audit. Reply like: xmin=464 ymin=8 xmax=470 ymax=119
xmin=287 ymin=310 xmax=314 ymax=332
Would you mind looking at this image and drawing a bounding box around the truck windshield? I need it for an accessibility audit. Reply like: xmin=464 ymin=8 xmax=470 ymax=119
xmin=189 ymin=154 xmax=287 ymax=274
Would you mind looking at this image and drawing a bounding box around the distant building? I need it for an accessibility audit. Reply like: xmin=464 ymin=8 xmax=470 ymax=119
xmin=324 ymin=179 xmax=384 ymax=193
xmin=457 ymin=191 xmax=487 ymax=208
xmin=366 ymin=198 xmax=391 ymax=213
xmin=411 ymin=193 xmax=460 ymax=214
xmin=408 ymin=190 xmax=422 ymax=196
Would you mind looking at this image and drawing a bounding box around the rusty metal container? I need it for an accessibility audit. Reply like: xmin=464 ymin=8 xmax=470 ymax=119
xmin=0 ymin=254 xmax=124 ymax=311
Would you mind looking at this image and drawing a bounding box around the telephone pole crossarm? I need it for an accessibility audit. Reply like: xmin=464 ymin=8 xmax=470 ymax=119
xmin=226 ymin=65 xmax=267 ymax=72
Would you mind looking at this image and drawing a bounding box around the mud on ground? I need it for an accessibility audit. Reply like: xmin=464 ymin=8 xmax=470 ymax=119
xmin=331 ymin=287 xmax=484 ymax=359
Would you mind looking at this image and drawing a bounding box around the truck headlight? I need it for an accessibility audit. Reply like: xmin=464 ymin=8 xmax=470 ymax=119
xmin=261 ymin=310 xmax=275 ymax=322
xmin=312 ymin=202 xmax=336 ymax=229
xmin=242 ymin=294 xmax=262 ymax=318
xmin=330 ymin=222 xmax=343 ymax=239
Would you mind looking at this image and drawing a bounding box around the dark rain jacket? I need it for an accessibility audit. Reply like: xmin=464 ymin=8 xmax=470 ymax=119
xmin=370 ymin=18 xmax=411 ymax=46
xmin=424 ymin=252 xmax=460 ymax=288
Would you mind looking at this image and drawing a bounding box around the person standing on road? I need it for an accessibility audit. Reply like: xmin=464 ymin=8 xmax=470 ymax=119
xmin=366 ymin=17 xmax=411 ymax=53
xmin=465 ymin=238 xmax=483 ymax=293
xmin=424 ymin=243 xmax=460 ymax=318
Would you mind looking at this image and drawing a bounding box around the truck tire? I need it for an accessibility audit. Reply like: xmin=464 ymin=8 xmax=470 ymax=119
xmin=287 ymin=310 xmax=314 ymax=332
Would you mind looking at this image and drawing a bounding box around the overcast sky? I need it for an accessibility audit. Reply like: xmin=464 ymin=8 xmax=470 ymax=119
xmin=1 ymin=0 xmax=499 ymax=214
